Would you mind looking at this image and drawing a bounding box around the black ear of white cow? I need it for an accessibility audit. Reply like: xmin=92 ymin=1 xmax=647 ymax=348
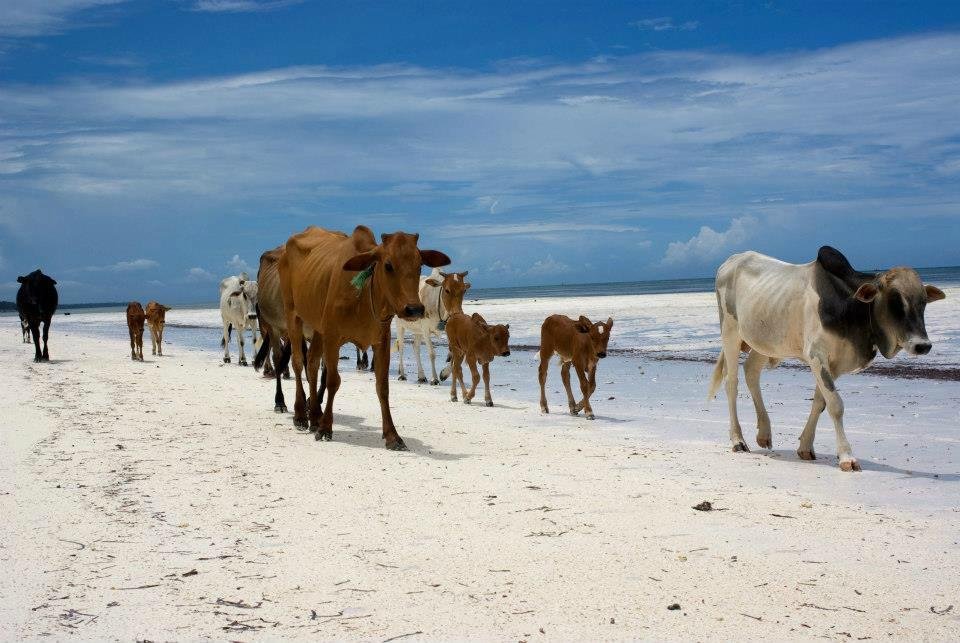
xmin=925 ymin=284 xmax=946 ymax=302
xmin=853 ymin=282 xmax=879 ymax=303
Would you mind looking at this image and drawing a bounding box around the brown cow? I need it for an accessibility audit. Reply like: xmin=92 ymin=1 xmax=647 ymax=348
xmin=144 ymin=301 xmax=171 ymax=356
xmin=126 ymin=301 xmax=146 ymax=361
xmin=538 ymin=314 xmax=613 ymax=420
xmin=278 ymin=225 xmax=450 ymax=449
xmin=439 ymin=312 xmax=510 ymax=407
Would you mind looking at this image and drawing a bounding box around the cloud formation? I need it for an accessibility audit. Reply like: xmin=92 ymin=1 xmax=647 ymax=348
xmin=82 ymin=258 xmax=159 ymax=272
xmin=191 ymin=0 xmax=303 ymax=13
xmin=631 ymin=17 xmax=699 ymax=32
xmin=662 ymin=216 xmax=757 ymax=266
xmin=0 ymin=0 xmax=124 ymax=37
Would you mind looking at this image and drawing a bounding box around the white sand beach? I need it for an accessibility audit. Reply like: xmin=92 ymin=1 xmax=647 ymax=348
xmin=2 ymin=292 xmax=959 ymax=641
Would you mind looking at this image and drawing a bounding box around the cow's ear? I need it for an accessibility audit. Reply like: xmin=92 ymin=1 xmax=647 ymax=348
xmin=925 ymin=284 xmax=946 ymax=303
xmin=577 ymin=315 xmax=593 ymax=331
xmin=420 ymin=250 xmax=451 ymax=268
xmin=343 ymin=251 xmax=378 ymax=272
xmin=505 ymin=323 xmax=509 ymax=329
xmin=853 ymin=282 xmax=879 ymax=303
xmin=425 ymin=278 xmax=440 ymax=287
xmin=16 ymin=276 xmax=24 ymax=283
xmin=380 ymin=233 xmax=394 ymax=244
xmin=464 ymin=282 xmax=472 ymax=290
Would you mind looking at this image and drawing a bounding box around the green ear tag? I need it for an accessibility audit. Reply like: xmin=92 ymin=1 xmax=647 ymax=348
xmin=351 ymin=265 xmax=374 ymax=293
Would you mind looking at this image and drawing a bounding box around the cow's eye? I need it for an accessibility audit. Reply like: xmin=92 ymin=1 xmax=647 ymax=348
xmin=385 ymin=262 xmax=394 ymax=273
xmin=444 ymin=288 xmax=450 ymax=294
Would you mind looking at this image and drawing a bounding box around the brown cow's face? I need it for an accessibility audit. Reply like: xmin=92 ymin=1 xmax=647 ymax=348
xmin=439 ymin=271 xmax=470 ymax=315
xmin=488 ymin=323 xmax=511 ymax=357
xmin=372 ymin=232 xmax=452 ymax=321
xmin=855 ymin=268 xmax=944 ymax=358
xmin=588 ymin=317 xmax=613 ymax=359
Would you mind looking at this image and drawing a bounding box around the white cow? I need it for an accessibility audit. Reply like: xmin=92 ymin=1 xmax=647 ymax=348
xmin=220 ymin=272 xmax=260 ymax=366
xmin=395 ymin=268 xmax=470 ymax=384
xmin=709 ymin=246 xmax=945 ymax=471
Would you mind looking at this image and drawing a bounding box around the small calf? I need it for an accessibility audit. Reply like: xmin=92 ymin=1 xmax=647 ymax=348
xmin=126 ymin=301 xmax=146 ymax=361
xmin=538 ymin=314 xmax=613 ymax=420
xmin=440 ymin=312 xmax=510 ymax=407
xmin=144 ymin=301 xmax=171 ymax=356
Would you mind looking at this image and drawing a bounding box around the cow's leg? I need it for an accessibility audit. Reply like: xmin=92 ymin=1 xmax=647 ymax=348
xmin=809 ymin=360 xmax=857 ymax=471
xmin=396 ymin=325 xmax=407 ymax=381
xmin=482 ymin=362 xmax=493 ymax=407
xmin=538 ymin=348 xmax=551 ymax=414
xmin=449 ymin=352 xmax=464 ymax=402
xmin=797 ymin=384 xmax=825 ymax=461
xmin=560 ymin=361 xmax=578 ymax=415
xmin=315 ymin=340 xmax=340 ymax=442
xmin=575 ymin=363 xmax=595 ymax=420
xmin=744 ymin=350 xmax=773 ymax=448
xmin=157 ymin=325 xmax=164 ymax=356
xmin=413 ymin=334 xmax=428 ymax=383
xmin=137 ymin=330 xmax=144 ymax=360
xmin=575 ymin=364 xmax=598 ymax=413
xmin=464 ymin=357 xmax=481 ymax=404
xmin=237 ymin=325 xmax=248 ymax=366
xmin=426 ymin=334 xmax=439 ymax=385
xmin=41 ymin=319 xmax=50 ymax=360
xmin=150 ymin=326 xmax=157 ymax=356
xmin=273 ymin=339 xmax=289 ymax=413
xmin=306 ymin=332 xmax=324 ymax=436
xmin=288 ymin=318 xmax=308 ymax=429
xmin=721 ymin=331 xmax=748 ymax=452
xmin=30 ymin=323 xmax=42 ymax=362
xmin=129 ymin=325 xmax=137 ymax=360
xmin=373 ymin=321 xmax=405 ymax=450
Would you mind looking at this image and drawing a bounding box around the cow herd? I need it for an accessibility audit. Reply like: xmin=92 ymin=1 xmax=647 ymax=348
xmin=12 ymin=233 xmax=947 ymax=471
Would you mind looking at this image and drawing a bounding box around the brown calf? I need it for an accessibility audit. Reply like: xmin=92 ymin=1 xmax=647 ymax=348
xmin=278 ymin=225 xmax=450 ymax=449
xmin=144 ymin=301 xmax=171 ymax=356
xmin=538 ymin=314 xmax=613 ymax=420
xmin=126 ymin=301 xmax=146 ymax=361
xmin=440 ymin=312 xmax=510 ymax=407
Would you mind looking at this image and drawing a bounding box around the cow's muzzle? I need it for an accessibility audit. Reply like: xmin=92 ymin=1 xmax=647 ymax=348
xmin=501 ymin=350 xmax=511 ymax=357
xmin=402 ymin=304 xmax=425 ymax=319
xmin=906 ymin=339 xmax=932 ymax=355
xmin=597 ymin=351 xmax=607 ymax=359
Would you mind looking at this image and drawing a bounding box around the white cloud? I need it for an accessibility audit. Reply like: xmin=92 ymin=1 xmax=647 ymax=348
xmin=83 ymin=258 xmax=158 ymax=272
xmin=191 ymin=0 xmax=302 ymax=12
xmin=185 ymin=267 xmax=217 ymax=282
xmin=662 ymin=216 xmax=757 ymax=266
xmin=631 ymin=17 xmax=699 ymax=32
xmin=226 ymin=254 xmax=253 ymax=275
xmin=0 ymin=0 xmax=125 ymax=38
xmin=435 ymin=222 xmax=644 ymax=239
xmin=526 ymin=255 xmax=571 ymax=277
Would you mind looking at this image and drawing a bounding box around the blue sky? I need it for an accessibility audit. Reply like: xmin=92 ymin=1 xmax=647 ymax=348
xmin=1 ymin=1 xmax=959 ymax=303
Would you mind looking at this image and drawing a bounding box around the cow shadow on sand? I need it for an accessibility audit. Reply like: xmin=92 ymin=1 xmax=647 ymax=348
xmin=286 ymin=412 xmax=469 ymax=461
xmin=760 ymin=448 xmax=960 ymax=481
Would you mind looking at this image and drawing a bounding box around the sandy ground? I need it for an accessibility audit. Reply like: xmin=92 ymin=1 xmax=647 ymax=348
xmin=2 ymin=330 xmax=959 ymax=641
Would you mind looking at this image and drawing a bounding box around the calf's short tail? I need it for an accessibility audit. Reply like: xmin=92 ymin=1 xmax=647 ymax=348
xmin=707 ymin=352 xmax=726 ymax=401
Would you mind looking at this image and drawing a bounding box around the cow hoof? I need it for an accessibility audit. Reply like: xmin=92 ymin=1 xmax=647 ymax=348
xmin=417 ymin=377 xmax=428 ymax=383
xmin=464 ymin=398 xmax=472 ymax=405
xmin=585 ymin=413 xmax=595 ymax=420
xmin=450 ymin=396 xmax=458 ymax=402
xmin=540 ymin=407 xmax=549 ymax=414
xmin=386 ymin=438 xmax=408 ymax=451
xmin=293 ymin=416 xmax=308 ymax=429
xmin=34 ymin=356 xmax=42 ymax=363
xmin=223 ymin=357 xmax=231 ymax=363
xmin=398 ymin=374 xmax=407 ymax=381
xmin=430 ymin=379 xmax=439 ymax=385
xmin=732 ymin=442 xmax=750 ymax=453
xmin=568 ymin=409 xmax=579 ymax=417
xmin=797 ymin=449 xmax=816 ymax=461
xmin=239 ymin=359 xmax=248 ymax=366
xmin=315 ymin=429 xmax=332 ymax=442
xmin=274 ymin=405 xmax=287 ymax=413
xmin=485 ymin=401 xmax=493 ymax=407
xmin=839 ymin=459 xmax=861 ymax=472
xmin=756 ymin=436 xmax=772 ymax=449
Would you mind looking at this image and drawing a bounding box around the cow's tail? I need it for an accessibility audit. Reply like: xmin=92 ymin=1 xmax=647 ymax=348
xmin=253 ymin=329 xmax=271 ymax=371
xmin=707 ymin=352 xmax=726 ymax=401
xmin=221 ymin=323 xmax=232 ymax=347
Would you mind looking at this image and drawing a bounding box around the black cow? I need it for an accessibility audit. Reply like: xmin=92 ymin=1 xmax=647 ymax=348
xmin=16 ymin=269 xmax=59 ymax=362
